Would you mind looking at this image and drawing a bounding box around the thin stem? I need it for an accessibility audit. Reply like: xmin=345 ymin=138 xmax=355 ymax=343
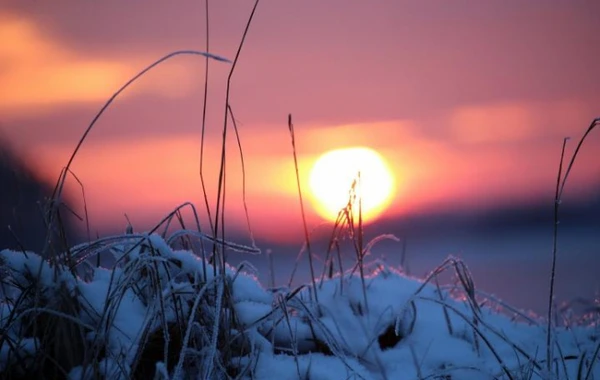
xmin=199 ymin=0 xmax=215 ymax=243
xmin=558 ymin=118 xmax=599 ymax=199
xmin=288 ymin=114 xmax=319 ymax=304
xmin=212 ymin=0 xmax=260 ymax=276
xmin=546 ymin=117 xmax=599 ymax=374
xmin=228 ymin=104 xmax=258 ymax=251
xmin=547 ymin=137 xmax=568 ymax=372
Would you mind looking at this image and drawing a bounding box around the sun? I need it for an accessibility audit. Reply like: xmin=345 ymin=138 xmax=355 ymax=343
xmin=308 ymin=147 xmax=395 ymax=222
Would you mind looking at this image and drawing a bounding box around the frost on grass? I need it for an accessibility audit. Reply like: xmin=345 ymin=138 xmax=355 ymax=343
xmin=1 ymin=233 xmax=599 ymax=379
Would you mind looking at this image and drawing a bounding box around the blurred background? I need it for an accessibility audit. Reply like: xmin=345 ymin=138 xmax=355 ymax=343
xmin=1 ymin=1 xmax=599 ymax=315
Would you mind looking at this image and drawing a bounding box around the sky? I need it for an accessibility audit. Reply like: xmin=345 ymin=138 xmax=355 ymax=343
xmin=1 ymin=0 xmax=599 ymax=245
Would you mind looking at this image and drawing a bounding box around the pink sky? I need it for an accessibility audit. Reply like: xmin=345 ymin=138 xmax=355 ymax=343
xmin=1 ymin=1 xmax=599 ymax=242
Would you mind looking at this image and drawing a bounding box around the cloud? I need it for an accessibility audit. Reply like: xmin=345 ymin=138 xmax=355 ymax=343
xmin=449 ymin=103 xmax=538 ymax=144
xmin=447 ymin=99 xmax=600 ymax=145
xmin=0 ymin=13 xmax=196 ymax=113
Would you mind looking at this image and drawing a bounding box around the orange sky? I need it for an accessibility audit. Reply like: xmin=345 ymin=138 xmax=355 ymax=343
xmin=1 ymin=1 xmax=599 ymax=243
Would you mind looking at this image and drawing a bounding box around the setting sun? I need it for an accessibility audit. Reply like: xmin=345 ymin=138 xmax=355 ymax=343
xmin=308 ymin=147 xmax=395 ymax=222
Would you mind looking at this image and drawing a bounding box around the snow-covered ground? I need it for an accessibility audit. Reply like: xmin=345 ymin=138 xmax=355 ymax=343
xmin=1 ymin=232 xmax=599 ymax=379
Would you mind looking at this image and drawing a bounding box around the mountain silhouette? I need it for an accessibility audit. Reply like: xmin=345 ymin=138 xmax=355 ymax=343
xmin=0 ymin=139 xmax=78 ymax=254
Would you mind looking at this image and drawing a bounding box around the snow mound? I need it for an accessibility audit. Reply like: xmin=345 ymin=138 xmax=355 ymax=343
xmin=1 ymin=233 xmax=598 ymax=379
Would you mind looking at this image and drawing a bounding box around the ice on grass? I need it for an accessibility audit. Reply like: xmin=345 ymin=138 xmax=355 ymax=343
xmin=1 ymin=234 xmax=599 ymax=379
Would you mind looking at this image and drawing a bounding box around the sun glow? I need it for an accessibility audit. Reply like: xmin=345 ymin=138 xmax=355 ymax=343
xmin=308 ymin=147 xmax=395 ymax=222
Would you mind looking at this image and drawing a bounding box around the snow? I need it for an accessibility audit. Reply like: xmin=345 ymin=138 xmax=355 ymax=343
xmin=1 ymin=233 xmax=599 ymax=379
